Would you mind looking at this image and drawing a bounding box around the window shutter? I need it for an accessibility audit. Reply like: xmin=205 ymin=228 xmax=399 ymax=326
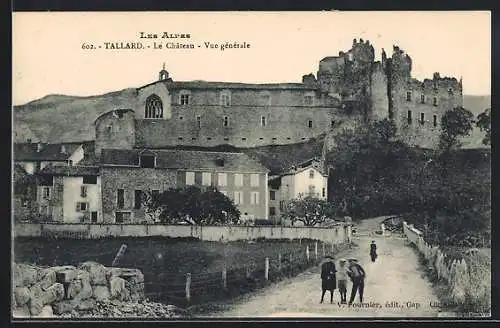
xmin=76 ymin=202 xmax=80 ymax=212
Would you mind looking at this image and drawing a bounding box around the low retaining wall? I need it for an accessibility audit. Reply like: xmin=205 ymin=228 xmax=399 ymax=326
xmin=12 ymin=262 xmax=144 ymax=317
xmin=402 ymin=221 xmax=479 ymax=306
xmin=14 ymin=223 xmax=352 ymax=244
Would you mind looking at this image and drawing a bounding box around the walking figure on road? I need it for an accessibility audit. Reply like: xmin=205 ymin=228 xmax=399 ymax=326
xmin=320 ymin=255 xmax=337 ymax=304
xmin=370 ymin=240 xmax=377 ymax=262
xmin=347 ymin=258 xmax=366 ymax=305
xmin=336 ymin=259 xmax=348 ymax=304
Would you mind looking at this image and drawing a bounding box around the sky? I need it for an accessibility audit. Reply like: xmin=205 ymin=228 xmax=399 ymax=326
xmin=12 ymin=11 xmax=491 ymax=106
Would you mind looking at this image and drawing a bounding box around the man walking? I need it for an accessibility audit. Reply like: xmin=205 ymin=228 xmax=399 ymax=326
xmin=320 ymin=256 xmax=337 ymax=304
xmin=370 ymin=240 xmax=377 ymax=262
xmin=347 ymin=258 xmax=366 ymax=305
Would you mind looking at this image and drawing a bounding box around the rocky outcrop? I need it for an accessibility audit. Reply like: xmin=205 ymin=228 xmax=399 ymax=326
xmin=12 ymin=262 xmax=146 ymax=318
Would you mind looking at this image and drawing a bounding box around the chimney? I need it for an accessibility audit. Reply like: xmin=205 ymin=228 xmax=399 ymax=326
xmin=36 ymin=143 xmax=43 ymax=152
xmin=60 ymin=145 xmax=66 ymax=154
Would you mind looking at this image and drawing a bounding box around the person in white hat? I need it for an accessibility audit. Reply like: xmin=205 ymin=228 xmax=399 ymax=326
xmin=336 ymin=258 xmax=348 ymax=304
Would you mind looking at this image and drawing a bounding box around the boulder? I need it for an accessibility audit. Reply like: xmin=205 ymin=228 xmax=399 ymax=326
xmin=14 ymin=287 xmax=31 ymax=307
xmin=107 ymin=268 xmax=144 ymax=283
xmin=52 ymin=300 xmax=77 ymax=315
xmin=79 ymin=262 xmax=107 ymax=285
xmin=38 ymin=268 xmax=57 ymax=290
xmin=37 ymin=305 xmax=55 ymax=317
xmin=29 ymin=297 xmax=44 ymax=316
xmin=109 ymin=276 xmax=130 ymax=301
xmin=55 ymin=268 xmax=78 ymax=284
xmin=76 ymin=298 xmax=97 ymax=311
xmin=92 ymin=285 xmax=111 ymax=301
xmin=42 ymin=283 xmax=65 ymax=304
xmin=66 ymin=279 xmax=83 ymax=299
xmin=14 ymin=263 xmax=41 ymax=287
xmin=12 ymin=305 xmax=31 ymax=318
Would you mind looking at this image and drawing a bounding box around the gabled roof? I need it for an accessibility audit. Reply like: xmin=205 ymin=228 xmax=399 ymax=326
xmin=137 ymin=80 xmax=319 ymax=91
xmin=101 ymin=148 xmax=269 ymax=173
xmin=38 ymin=165 xmax=100 ymax=176
xmin=14 ymin=142 xmax=82 ymax=162
xmin=280 ymin=161 xmax=326 ymax=178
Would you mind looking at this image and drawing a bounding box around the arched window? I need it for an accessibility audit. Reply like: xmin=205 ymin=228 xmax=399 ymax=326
xmin=145 ymin=94 xmax=163 ymax=119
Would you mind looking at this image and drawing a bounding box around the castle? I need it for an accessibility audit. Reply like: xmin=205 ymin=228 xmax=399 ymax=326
xmin=94 ymin=38 xmax=463 ymax=156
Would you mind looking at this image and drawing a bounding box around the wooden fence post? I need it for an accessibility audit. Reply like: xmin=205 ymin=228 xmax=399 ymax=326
xmin=331 ymin=242 xmax=334 ymax=254
xmin=278 ymin=253 xmax=282 ymax=271
xmin=315 ymin=242 xmax=318 ymax=260
xmin=185 ymin=273 xmax=191 ymax=302
xmin=246 ymin=266 xmax=251 ymax=279
xmin=322 ymin=242 xmax=325 ymax=257
xmin=289 ymin=253 xmax=293 ymax=263
xmin=222 ymin=267 xmax=227 ymax=289
xmin=306 ymin=245 xmax=310 ymax=261
xmin=265 ymin=257 xmax=269 ymax=280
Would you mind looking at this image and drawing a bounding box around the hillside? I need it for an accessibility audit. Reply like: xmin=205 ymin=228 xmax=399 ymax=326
xmin=13 ymin=89 xmax=490 ymax=148
xmin=13 ymin=89 xmax=137 ymax=143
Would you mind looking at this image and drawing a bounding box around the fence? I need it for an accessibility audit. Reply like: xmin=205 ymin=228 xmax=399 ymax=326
xmin=403 ymin=221 xmax=491 ymax=312
xmin=14 ymin=222 xmax=352 ymax=244
xmin=140 ymin=240 xmax=349 ymax=307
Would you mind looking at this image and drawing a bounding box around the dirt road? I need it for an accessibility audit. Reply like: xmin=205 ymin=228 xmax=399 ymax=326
xmin=209 ymin=217 xmax=441 ymax=318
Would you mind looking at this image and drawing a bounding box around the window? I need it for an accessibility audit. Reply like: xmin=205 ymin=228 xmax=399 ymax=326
xmin=42 ymin=187 xmax=51 ymax=199
xmin=178 ymin=137 xmax=183 ymax=141
xmin=448 ymin=88 xmax=454 ymax=96
xmin=83 ymin=176 xmax=97 ymax=184
xmin=420 ymin=94 xmax=425 ymax=104
xmin=433 ymin=97 xmax=438 ymax=106
xmin=179 ymin=116 xmax=184 ymax=120
xmin=223 ymin=116 xmax=229 ymax=127
xmin=234 ymin=191 xmax=244 ymax=205
xmin=117 ymin=189 xmax=124 ymax=209
xmin=202 ymin=172 xmax=212 ymax=186
xmin=106 ymin=125 xmax=112 ymax=133
xmin=234 ymin=173 xmax=243 ymax=187
xmin=180 ymin=94 xmax=190 ymax=105
xmin=270 ymin=190 xmax=276 ymax=201
xmin=134 ymin=190 xmax=142 ymax=209
xmin=115 ymin=212 xmax=131 ymax=223
xmin=304 ymin=95 xmax=314 ymax=106
xmin=269 ymin=207 xmax=276 ymax=216
xmin=407 ymin=110 xmax=412 ymax=125
xmin=331 ymin=120 xmax=335 ymax=128
xmin=220 ymin=92 xmax=231 ymax=106
xmin=196 ymin=116 xmax=201 ymax=128
xmin=250 ymin=174 xmax=260 ymax=187
xmin=218 ymin=173 xmax=227 ymax=187
xmin=308 ymin=185 xmax=316 ymax=196
xmin=433 ymin=115 xmax=438 ymax=127
xmin=261 ymin=116 xmax=266 ymax=127
xmin=250 ymin=191 xmax=259 ymax=205
xmin=420 ymin=113 xmax=425 ymax=125
xmin=80 ymin=186 xmax=88 ymax=197
xmin=152 ymin=190 xmax=160 ymax=197
xmin=241 ymin=137 xmax=247 ymax=141
xmin=186 ymin=172 xmax=195 ymax=185
xmin=406 ymin=91 xmax=412 ymax=101
xmin=223 ymin=137 xmax=229 ymax=141
xmin=76 ymin=202 xmax=89 ymax=212
xmin=309 ymin=170 xmax=315 ymax=179
xmin=308 ymin=120 xmax=313 ymax=128
xmin=145 ymin=94 xmax=163 ymax=119
xmin=140 ymin=154 xmax=155 ymax=168
xmin=91 ymin=212 xmax=98 ymax=223
xmin=322 ymin=188 xmax=326 ymax=197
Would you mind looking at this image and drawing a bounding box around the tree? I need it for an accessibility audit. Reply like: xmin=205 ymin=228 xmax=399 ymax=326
xmin=438 ymin=106 xmax=474 ymax=151
xmin=476 ymin=108 xmax=491 ymax=145
xmin=282 ymin=197 xmax=336 ymax=226
xmin=142 ymin=186 xmax=241 ymax=225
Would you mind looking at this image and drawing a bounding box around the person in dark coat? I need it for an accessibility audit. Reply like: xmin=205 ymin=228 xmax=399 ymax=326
xmin=370 ymin=240 xmax=377 ymax=262
xmin=347 ymin=258 xmax=366 ymax=305
xmin=320 ymin=256 xmax=337 ymax=304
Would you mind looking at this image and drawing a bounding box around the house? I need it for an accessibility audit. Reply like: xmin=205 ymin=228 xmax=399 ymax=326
xmin=35 ymin=165 xmax=102 ymax=223
xmin=14 ymin=142 xmax=85 ymax=174
xmin=267 ymin=158 xmax=328 ymax=222
xmin=99 ymin=148 xmax=269 ymax=223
